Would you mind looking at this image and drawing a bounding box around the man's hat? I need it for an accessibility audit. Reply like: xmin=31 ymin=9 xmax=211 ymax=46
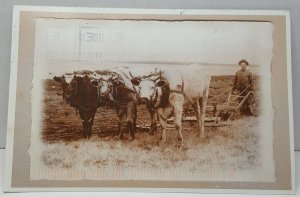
xmin=238 ymin=59 xmax=249 ymax=66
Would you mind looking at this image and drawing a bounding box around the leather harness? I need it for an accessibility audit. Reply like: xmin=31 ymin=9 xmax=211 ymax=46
xmin=169 ymin=81 xmax=185 ymax=95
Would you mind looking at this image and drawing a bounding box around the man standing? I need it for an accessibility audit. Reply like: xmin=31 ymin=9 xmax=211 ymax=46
xmin=232 ymin=59 xmax=254 ymax=116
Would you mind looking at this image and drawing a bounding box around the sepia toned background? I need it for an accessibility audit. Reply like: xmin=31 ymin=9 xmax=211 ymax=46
xmin=3 ymin=8 xmax=293 ymax=192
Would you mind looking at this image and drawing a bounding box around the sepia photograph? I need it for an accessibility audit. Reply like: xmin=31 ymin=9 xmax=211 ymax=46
xmin=4 ymin=7 xmax=294 ymax=193
xmin=31 ymin=18 xmax=274 ymax=181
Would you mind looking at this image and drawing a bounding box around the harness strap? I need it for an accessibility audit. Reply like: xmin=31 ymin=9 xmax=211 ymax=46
xmin=97 ymin=84 xmax=100 ymax=106
xmin=170 ymin=89 xmax=184 ymax=95
xmin=169 ymin=81 xmax=185 ymax=95
xmin=109 ymin=97 xmax=129 ymax=108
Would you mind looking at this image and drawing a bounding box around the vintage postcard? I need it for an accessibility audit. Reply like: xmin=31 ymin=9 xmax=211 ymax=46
xmin=4 ymin=6 xmax=295 ymax=194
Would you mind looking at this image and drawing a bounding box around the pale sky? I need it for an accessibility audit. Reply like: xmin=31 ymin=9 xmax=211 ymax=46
xmin=35 ymin=19 xmax=273 ymax=77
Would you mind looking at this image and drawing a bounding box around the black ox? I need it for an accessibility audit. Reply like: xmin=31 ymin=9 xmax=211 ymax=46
xmin=54 ymin=70 xmax=99 ymax=138
xmin=54 ymin=69 xmax=139 ymax=140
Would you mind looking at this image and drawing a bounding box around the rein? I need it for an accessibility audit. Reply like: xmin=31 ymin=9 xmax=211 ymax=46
xmin=109 ymin=97 xmax=129 ymax=108
xmin=108 ymin=85 xmax=132 ymax=108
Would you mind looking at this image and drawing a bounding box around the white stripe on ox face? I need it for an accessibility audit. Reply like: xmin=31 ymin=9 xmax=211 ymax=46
xmin=89 ymin=73 xmax=112 ymax=96
xmin=63 ymin=74 xmax=74 ymax=84
xmin=138 ymin=80 xmax=156 ymax=102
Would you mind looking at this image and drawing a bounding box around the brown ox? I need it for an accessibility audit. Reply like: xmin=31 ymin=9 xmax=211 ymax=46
xmin=91 ymin=68 xmax=138 ymax=141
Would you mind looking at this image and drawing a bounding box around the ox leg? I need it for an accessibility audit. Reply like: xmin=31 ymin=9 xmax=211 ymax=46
xmin=116 ymin=108 xmax=126 ymax=140
xmin=79 ymin=110 xmax=88 ymax=138
xmin=147 ymin=104 xmax=157 ymax=135
xmin=126 ymin=102 xmax=136 ymax=141
xmin=199 ymin=90 xmax=208 ymax=138
xmin=157 ymin=105 xmax=173 ymax=144
xmin=87 ymin=110 xmax=96 ymax=138
xmin=170 ymin=94 xmax=185 ymax=147
xmin=133 ymin=104 xmax=137 ymax=134
xmin=157 ymin=108 xmax=167 ymax=144
xmin=192 ymin=100 xmax=201 ymax=136
xmin=87 ymin=119 xmax=92 ymax=139
xmin=83 ymin=119 xmax=90 ymax=139
xmin=82 ymin=120 xmax=87 ymax=138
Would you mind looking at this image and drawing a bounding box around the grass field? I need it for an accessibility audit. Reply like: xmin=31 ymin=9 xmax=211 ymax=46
xmin=42 ymin=117 xmax=260 ymax=173
xmin=41 ymin=75 xmax=262 ymax=173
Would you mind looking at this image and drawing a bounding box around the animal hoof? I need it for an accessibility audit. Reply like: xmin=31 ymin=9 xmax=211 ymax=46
xmin=197 ymin=133 xmax=205 ymax=138
xmin=116 ymin=135 xmax=122 ymax=140
xmin=178 ymin=144 xmax=186 ymax=150
xmin=176 ymin=139 xmax=184 ymax=149
xmin=161 ymin=139 xmax=167 ymax=144
xmin=128 ymin=137 xmax=134 ymax=142
xmin=159 ymin=141 xmax=166 ymax=148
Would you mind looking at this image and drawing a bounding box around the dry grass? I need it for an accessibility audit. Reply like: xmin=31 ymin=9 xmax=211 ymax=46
xmin=42 ymin=116 xmax=261 ymax=172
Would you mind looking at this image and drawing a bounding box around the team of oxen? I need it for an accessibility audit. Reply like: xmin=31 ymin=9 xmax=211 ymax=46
xmin=53 ymin=67 xmax=211 ymax=146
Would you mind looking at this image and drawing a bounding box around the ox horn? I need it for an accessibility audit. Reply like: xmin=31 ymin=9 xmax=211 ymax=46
xmin=154 ymin=75 xmax=160 ymax=82
xmin=110 ymin=72 xmax=119 ymax=81
xmin=88 ymin=72 xmax=98 ymax=79
xmin=129 ymin=70 xmax=134 ymax=78
xmin=129 ymin=70 xmax=143 ymax=82
xmin=153 ymin=70 xmax=161 ymax=82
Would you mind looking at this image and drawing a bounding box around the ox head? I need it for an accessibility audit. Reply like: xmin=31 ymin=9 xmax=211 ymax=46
xmin=130 ymin=71 xmax=167 ymax=105
xmin=53 ymin=71 xmax=93 ymax=104
xmin=53 ymin=73 xmax=76 ymax=103
xmin=90 ymin=71 xmax=119 ymax=99
xmin=66 ymin=73 xmax=86 ymax=98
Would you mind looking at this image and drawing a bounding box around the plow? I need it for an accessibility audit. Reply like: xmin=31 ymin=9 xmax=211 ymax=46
xmin=137 ymin=88 xmax=255 ymax=130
